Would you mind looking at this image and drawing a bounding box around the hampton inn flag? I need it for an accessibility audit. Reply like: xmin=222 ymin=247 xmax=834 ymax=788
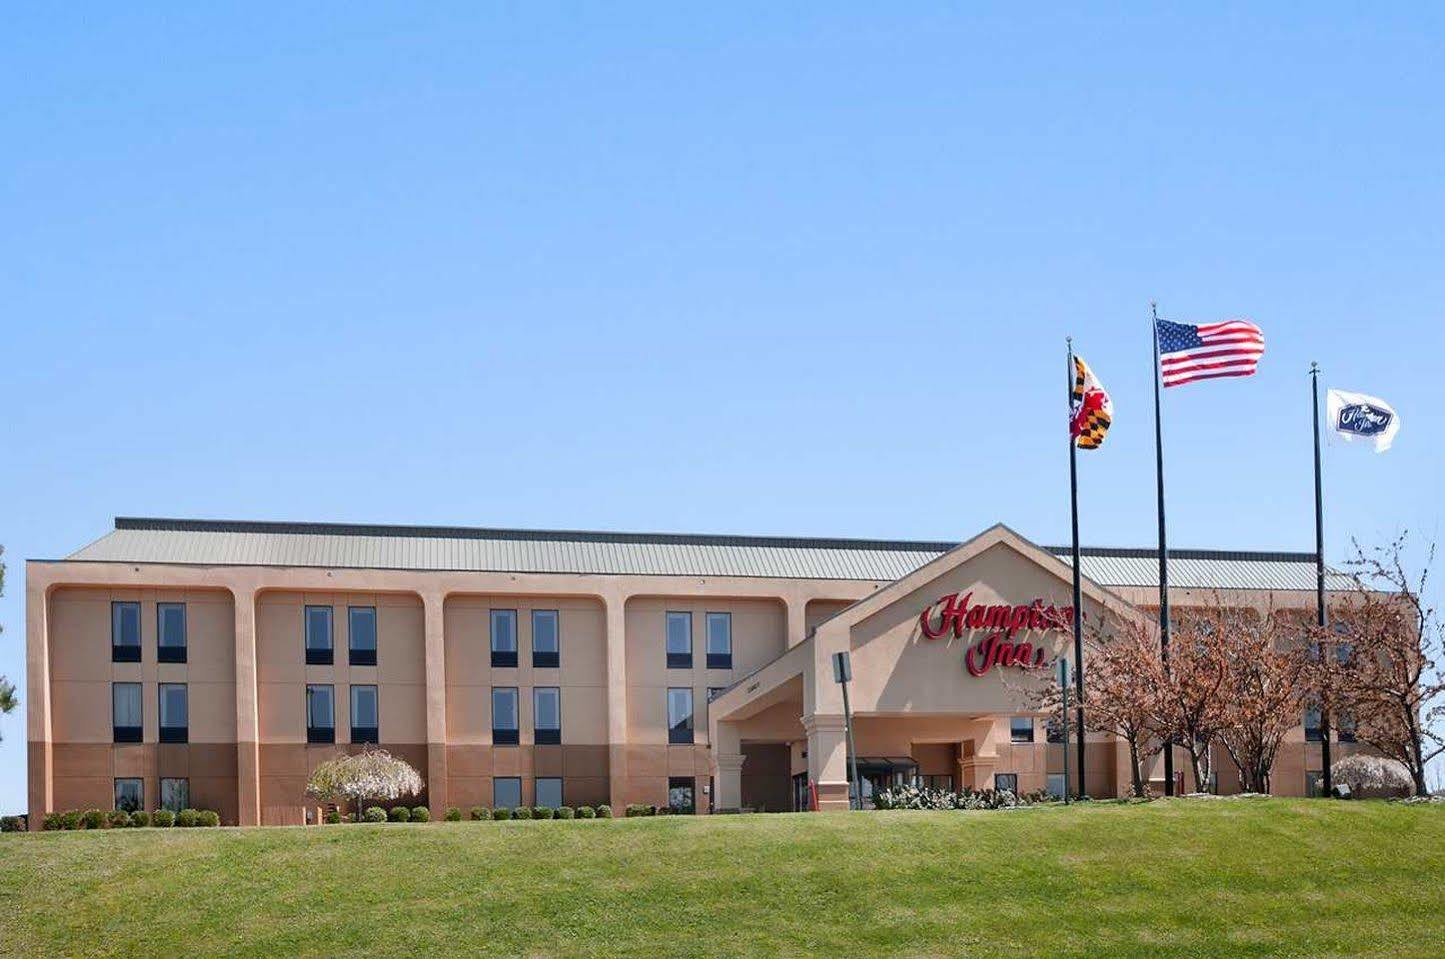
xmin=1155 ymin=318 xmax=1266 ymax=387
xmin=1070 ymin=355 xmax=1113 ymax=449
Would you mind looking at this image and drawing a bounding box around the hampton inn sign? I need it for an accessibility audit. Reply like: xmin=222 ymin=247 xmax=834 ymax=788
xmin=919 ymin=592 xmax=1076 ymax=676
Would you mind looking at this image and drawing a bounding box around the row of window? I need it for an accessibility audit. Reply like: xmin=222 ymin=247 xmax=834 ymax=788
xmin=113 ymin=777 xmax=190 ymax=812
xmin=111 ymin=602 xmax=189 ymax=663
xmin=111 ymin=603 xmax=740 ymax=672
xmin=109 ymin=681 xmax=726 ymax=745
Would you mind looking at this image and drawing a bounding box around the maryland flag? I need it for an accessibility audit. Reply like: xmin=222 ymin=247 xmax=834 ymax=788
xmin=1070 ymin=355 xmax=1113 ymax=449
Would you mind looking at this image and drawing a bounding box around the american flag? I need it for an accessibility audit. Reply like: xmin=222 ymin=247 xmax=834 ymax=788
xmin=1155 ymin=318 xmax=1265 ymax=388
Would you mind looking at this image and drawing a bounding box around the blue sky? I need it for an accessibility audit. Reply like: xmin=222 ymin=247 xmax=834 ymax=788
xmin=3 ymin=6 xmax=1442 ymax=810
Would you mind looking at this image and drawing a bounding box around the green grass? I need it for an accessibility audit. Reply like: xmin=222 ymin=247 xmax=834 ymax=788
xmin=2 ymin=800 xmax=1442 ymax=958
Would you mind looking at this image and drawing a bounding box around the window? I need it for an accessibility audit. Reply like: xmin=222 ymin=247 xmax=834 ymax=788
xmin=348 ymin=606 xmax=377 ymax=666
xmin=305 ymin=606 xmax=333 ymax=665
xmin=534 ymin=687 xmax=561 ymax=745
xmin=112 ymin=683 xmax=142 ymax=742
xmin=492 ymin=687 xmax=519 ymax=745
xmin=158 ymin=683 xmax=188 ymax=743
xmin=114 ymin=778 xmax=143 ymax=812
xmin=1304 ymin=705 xmax=1323 ymax=742
xmin=157 ymin=603 xmax=187 ymax=663
xmin=1306 ymin=770 xmax=1325 ymax=798
xmin=1045 ymin=718 xmax=1064 ymax=744
xmin=493 ymin=776 xmax=522 ymax=810
xmin=666 ymin=611 xmax=692 ymax=669
xmin=668 ymin=776 xmax=696 ymax=814
xmin=350 ymin=684 xmax=379 ymax=744
xmin=111 ymin=601 xmax=141 ymax=662
xmin=667 ymin=687 xmax=694 ymax=744
xmin=491 ymin=609 xmax=518 ymax=668
xmin=536 ymin=777 xmax=563 ymax=809
xmin=160 ymin=777 xmax=190 ymax=812
xmin=921 ymin=774 xmax=955 ymax=791
xmin=706 ymin=687 xmax=726 ymax=722
xmin=705 ymin=612 xmax=732 ymax=670
xmin=1336 ymin=642 xmax=1355 ymax=665
xmin=995 ymin=773 xmax=1019 ymax=794
xmin=1046 ymin=773 xmax=1067 ymax=799
xmin=532 ymin=610 xmax=560 ymax=668
xmin=1010 ymin=717 xmax=1034 ymax=743
xmin=306 ymin=684 xmax=335 ymax=743
xmin=1337 ymin=712 xmax=1358 ymax=743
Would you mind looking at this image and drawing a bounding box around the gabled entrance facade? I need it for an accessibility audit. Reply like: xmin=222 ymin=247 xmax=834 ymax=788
xmin=708 ymin=525 xmax=1143 ymax=810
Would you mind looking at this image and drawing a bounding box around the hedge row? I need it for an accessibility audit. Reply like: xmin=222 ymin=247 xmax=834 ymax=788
xmin=41 ymin=808 xmax=221 ymax=830
xmin=323 ymin=804 xmax=614 ymax=823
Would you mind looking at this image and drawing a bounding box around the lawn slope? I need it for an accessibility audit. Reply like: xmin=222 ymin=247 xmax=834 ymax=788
xmin=2 ymin=799 xmax=1442 ymax=958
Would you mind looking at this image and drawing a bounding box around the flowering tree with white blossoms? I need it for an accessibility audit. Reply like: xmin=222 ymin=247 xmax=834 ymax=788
xmin=306 ymin=748 xmax=424 ymax=820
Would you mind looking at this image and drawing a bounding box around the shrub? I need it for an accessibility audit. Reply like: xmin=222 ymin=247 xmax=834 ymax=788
xmin=411 ymin=806 xmax=430 ymax=822
xmin=576 ymin=805 xmax=596 ymax=819
xmin=129 ymin=810 xmax=151 ymax=827
xmin=151 ymin=809 xmax=175 ymax=828
xmin=175 ymin=809 xmax=201 ymax=828
xmin=596 ymin=804 xmax=612 ymax=819
xmin=42 ymin=812 xmax=64 ymax=831
xmin=388 ymin=806 xmax=411 ymax=823
xmin=108 ymin=810 xmax=132 ymax=828
xmin=491 ymin=807 xmax=512 ymax=821
xmin=445 ymin=807 xmax=462 ymax=822
xmin=1 ymin=815 xmax=27 ymax=832
xmin=555 ymin=806 xmax=575 ymax=820
xmin=324 ymin=809 xmax=342 ymax=825
xmin=81 ymin=809 xmax=108 ymax=830
xmin=624 ymin=804 xmax=647 ymax=818
xmin=470 ymin=806 xmax=489 ymax=821
xmin=198 ymin=810 xmax=220 ymax=827
xmin=513 ymin=806 xmax=532 ymax=820
xmin=364 ymin=806 xmax=387 ymax=823
xmin=1332 ymin=755 xmax=1415 ymax=796
xmin=532 ymin=806 xmax=554 ymax=820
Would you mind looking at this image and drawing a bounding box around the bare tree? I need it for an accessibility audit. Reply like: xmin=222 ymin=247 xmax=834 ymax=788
xmin=1322 ymin=534 xmax=1444 ymax=796
xmin=1216 ymin=602 xmax=1310 ymax=794
xmin=1147 ymin=601 xmax=1234 ymax=793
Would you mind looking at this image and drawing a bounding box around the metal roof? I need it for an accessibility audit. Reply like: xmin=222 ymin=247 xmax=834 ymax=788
xmin=57 ymin=517 xmax=1352 ymax=590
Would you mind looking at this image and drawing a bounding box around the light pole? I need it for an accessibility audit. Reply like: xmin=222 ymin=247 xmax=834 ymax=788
xmin=833 ymin=651 xmax=862 ymax=810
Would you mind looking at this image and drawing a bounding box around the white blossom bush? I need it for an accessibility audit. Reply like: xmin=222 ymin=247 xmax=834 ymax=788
xmin=307 ymin=748 xmax=425 ymax=816
xmin=1330 ymin=755 xmax=1414 ymax=796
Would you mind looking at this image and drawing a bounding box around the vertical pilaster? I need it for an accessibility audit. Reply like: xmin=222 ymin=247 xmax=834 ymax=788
xmin=25 ymin=573 xmax=52 ymax=830
xmin=711 ymin=719 xmax=745 ymax=811
xmin=422 ymin=591 xmax=448 ymax=818
xmin=604 ymin=591 xmax=628 ymax=810
xmin=803 ymin=713 xmax=850 ymax=811
xmin=785 ymin=596 xmax=808 ymax=648
xmin=233 ymin=584 xmax=261 ymax=827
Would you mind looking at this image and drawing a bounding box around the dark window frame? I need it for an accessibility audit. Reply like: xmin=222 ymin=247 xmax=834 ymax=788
xmin=667 ymin=687 xmax=694 ymax=744
xmin=531 ymin=609 xmax=560 ymax=669
xmin=535 ymin=776 xmax=563 ymax=809
xmin=114 ymin=778 xmax=144 ymax=812
xmin=705 ymin=611 xmax=733 ymax=670
xmin=157 ymin=602 xmax=187 ymax=663
xmin=492 ymin=686 xmax=520 ymax=745
xmin=304 ymin=605 xmax=334 ymax=665
xmin=350 ymin=684 xmax=379 ymax=744
xmin=111 ymin=601 xmax=142 ymax=663
xmin=667 ymin=776 xmax=696 ymax=814
xmin=491 ymin=609 xmax=518 ymax=669
xmin=533 ymin=686 xmax=561 ymax=745
xmin=348 ymin=606 xmax=378 ymax=667
xmin=160 ymin=777 xmax=190 ymax=813
xmin=306 ymin=683 xmax=336 ymax=744
xmin=158 ymin=682 xmax=188 ymax=744
xmin=112 ymin=682 xmax=142 ymax=743
xmin=666 ymin=611 xmax=693 ymax=669
xmin=493 ymin=776 xmax=522 ymax=810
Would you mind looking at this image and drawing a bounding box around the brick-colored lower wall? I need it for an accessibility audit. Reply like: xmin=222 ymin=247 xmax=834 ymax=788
xmin=444 ymin=745 xmax=611 ymax=810
xmin=51 ymin=742 xmax=240 ymax=825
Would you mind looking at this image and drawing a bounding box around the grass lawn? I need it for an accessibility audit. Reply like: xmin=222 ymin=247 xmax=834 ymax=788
xmin=2 ymin=799 xmax=1442 ymax=958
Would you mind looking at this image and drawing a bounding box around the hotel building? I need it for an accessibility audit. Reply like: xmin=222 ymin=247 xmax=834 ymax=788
xmin=26 ymin=518 xmax=1362 ymax=826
